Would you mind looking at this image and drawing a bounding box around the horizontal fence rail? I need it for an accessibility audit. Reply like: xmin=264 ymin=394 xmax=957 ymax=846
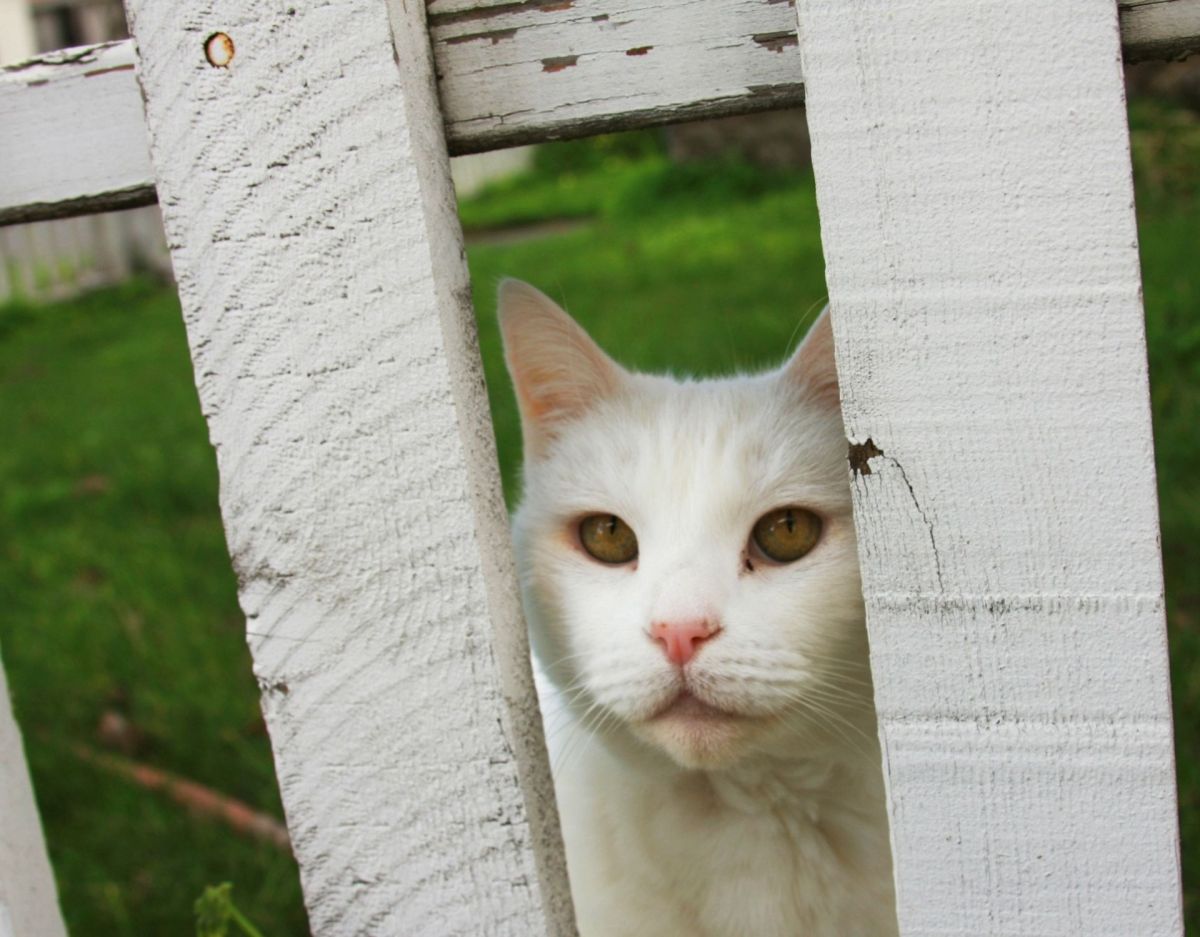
xmin=2 ymin=0 xmax=1199 ymax=225
xmin=0 ymin=41 xmax=155 ymax=225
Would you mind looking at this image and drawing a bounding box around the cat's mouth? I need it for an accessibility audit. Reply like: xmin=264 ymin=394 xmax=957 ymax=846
xmin=649 ymin=689 xmax=744 ymax=723
xmin=636 ymin=687 xmax=758 ymax=769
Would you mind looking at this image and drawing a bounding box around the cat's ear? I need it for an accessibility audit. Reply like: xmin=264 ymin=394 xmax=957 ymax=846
xmin=498 ymin=279 xmax=627 ymax=458
xmin=783 ymin=306 xmax=840 ymax=406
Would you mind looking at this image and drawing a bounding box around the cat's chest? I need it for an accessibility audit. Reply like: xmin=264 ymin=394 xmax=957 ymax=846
xmin=645 ymin=777 xmax=879 ymax=929
xmin=559 ymin=747 xmax=895 ymax=937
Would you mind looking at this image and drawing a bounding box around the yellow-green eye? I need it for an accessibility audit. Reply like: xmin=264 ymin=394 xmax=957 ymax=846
xmin=751 ymin=507 xmax=821 ymax=564
xmin=579 ymin=514 xmax=638 ymax=565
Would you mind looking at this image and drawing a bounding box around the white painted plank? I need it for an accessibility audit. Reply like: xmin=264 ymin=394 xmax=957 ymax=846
xmin=0 ymin=656 xmax=67 ymax=937
xmin=429 ymin=0 xmax=806 ymax=153
xmin=121 ymin=0 xmax=574 ymax=933
xmin=5 ymin=0 xmax=1200 ymax=224
xmin=796 ymin=1 xmax=1183 ymax=934
xmin=0 ymin=40 xmax=156 ymax=224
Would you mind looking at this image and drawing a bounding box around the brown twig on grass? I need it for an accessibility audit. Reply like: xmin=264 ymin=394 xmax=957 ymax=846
xmin=73 ymin=745 xmax=292 ymax=852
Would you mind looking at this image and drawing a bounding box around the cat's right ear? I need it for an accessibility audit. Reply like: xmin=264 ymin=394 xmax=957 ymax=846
xmin=497 ymin=279 xmax=627 ymax=459
xmin=782 ymin=306 xmax=840 ymax=408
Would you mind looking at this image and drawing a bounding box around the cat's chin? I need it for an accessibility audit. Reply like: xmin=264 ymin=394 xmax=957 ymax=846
xmin=633 ymin=691 xmax=761 ymax=770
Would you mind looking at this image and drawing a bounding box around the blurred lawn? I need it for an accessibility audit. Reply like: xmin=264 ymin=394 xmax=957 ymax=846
xmin=0 ymin=100 xmax=1196 ymax=934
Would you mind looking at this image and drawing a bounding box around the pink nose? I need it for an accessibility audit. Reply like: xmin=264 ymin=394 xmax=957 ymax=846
xmin=650 ymin=619 xmax=720 ymax=666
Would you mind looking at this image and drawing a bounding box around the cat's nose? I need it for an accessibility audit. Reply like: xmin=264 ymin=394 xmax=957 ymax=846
xmin=650 ymin=618 xmax=721 ymax=667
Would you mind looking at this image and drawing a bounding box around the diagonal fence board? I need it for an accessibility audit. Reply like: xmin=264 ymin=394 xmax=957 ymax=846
xmin=0 ymin=657 xmax=67 ymax=937
xmin=121 ymin=0 xmax=574 ymax=933
xmin=796 ymin=0 xmax=1183 ymax=934
xmin=4 ymin=0 xmax=1200 ymax=224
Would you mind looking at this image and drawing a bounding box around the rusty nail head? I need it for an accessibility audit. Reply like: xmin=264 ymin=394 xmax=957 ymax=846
xmin=205 ymin=32 xmax=235 ymax=67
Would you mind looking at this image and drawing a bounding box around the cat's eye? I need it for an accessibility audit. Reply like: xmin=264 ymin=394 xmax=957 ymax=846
xmin=579 ymin=514 xmax=638 ymax=565
xmin=751 ymin=507 xmax=822 ymax=564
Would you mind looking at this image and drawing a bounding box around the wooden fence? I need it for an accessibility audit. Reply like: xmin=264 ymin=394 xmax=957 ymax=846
xmin=1 ymin=0 xmax=1197 ymax=934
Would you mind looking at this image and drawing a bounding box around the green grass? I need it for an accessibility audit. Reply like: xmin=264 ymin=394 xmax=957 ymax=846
xmin=1130 ymin=99 xmax=1200 ymax=932
xmin=0 ymin=100 xmax=1196 ymax=934
xmin=0 ymin=281 xmax=308 ymax=934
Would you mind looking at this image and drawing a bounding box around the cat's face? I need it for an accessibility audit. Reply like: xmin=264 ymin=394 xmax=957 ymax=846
xmin=501 ymin=281 xmax=870 ymax=771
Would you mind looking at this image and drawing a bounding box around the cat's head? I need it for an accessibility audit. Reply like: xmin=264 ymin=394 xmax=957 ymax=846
xmin=500 ymin=280 xmax=869 ymax=771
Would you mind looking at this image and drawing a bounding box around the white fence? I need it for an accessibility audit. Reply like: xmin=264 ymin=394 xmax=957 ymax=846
xmin=1 ymin=0 xmax=1196 ymax=934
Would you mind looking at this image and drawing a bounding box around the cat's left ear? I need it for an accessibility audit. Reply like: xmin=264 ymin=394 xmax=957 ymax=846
xmin=498 ymin=279 xmax=629 ymax=458
xmin=783 ymin=306 xmax=840 ymax=407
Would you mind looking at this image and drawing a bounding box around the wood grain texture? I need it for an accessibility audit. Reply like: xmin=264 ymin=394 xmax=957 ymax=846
xmin=0 ymin=41 xmax=155 ymax=226
xmin=796 ymin=1 xmax=1183 ymax=933
xmin=0 ymin=658 xmax=67 ymax=937
xmin=6 ymin=0 xmax=1200 ymax=224
xmin=429 ymin=0 xmax=808 ymax=153
xmin=121 ymin=0 xmax=574 ymax=932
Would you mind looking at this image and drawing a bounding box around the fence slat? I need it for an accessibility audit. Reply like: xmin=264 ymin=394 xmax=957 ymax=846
xmin=0 ymin=41 xmax=155 ymax=225
xmin=6 ymin=0 xmax=1200 ymax=225
xmin=796 ymin=1 xmax=1183 ymax=934
xmin=120 ymin=0 xmax=574 ymax=932
xmin=0 ymin=656 xmax=67 ymax=937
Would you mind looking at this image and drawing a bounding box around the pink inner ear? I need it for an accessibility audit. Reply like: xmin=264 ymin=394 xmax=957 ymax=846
xmin=517 ymin=362 xmax=569 ymax=422
xmin=499 ymin=280 xmax=628 ymax=453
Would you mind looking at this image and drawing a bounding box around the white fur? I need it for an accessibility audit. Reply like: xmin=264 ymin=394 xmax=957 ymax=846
xmin=501 ymin=282 xmax=897 ymax=937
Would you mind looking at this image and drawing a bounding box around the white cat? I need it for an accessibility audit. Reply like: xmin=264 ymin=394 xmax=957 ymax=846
xmin=498 ymin=279 xmax=897 ymax=937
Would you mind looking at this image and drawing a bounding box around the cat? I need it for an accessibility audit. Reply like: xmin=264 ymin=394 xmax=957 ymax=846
xmin=498 ymin=279 xmax=897 ymax=937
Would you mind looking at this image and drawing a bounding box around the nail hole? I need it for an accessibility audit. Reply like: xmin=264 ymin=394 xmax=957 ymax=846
xmin=205 ymin=32 xmax=235 ymax=68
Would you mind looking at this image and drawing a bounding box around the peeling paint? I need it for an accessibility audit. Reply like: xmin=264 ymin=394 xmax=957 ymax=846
xmin=541 ymin=54 xmax=578 ymax=72
xmin=625 ymin=45 xmax=652 ymax=56
xmin=429 ymin=0 xmax=572 ymax=28
xmin=752 ymin=30 xmax=799 ymax=53
xmin=848 ymin=438 xmax=883 ymax=477
xmin=747 ymin=81 xmax=805 ymax=100
xmin=83 ymin=63 xmax=137 ymax=78
xmin=1 ymin=43 xmax=106 ymax=72
xmin=445 ymin=27 xmax=519 ymax=45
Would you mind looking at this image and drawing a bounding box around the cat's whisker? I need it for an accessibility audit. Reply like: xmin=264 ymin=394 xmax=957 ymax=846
xmin=780 ymin=698 xmax=874 ymax=763
xmin=552 ymin=698 xmax=621 ymax=779
xmin=775 ymin=687 xmax=876 ymax=755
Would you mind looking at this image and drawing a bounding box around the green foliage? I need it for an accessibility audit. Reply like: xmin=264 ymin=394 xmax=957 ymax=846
xmin=458 ymin=130 xmax=667 ymax=231
xmin=1129 ymin=97 xmax=1200 ymax=201
xmin=457 ymin=137 xmax=799 ymax=232
xmin=195 ymin=883 xmax=267 ymax=937
xmin=602 ymin=157 xmax=801 ymax=221
xmin=529 ymin=128 xmax=665 ymax=175
xmin=455 ymin=166 xmax=617 ymax=231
